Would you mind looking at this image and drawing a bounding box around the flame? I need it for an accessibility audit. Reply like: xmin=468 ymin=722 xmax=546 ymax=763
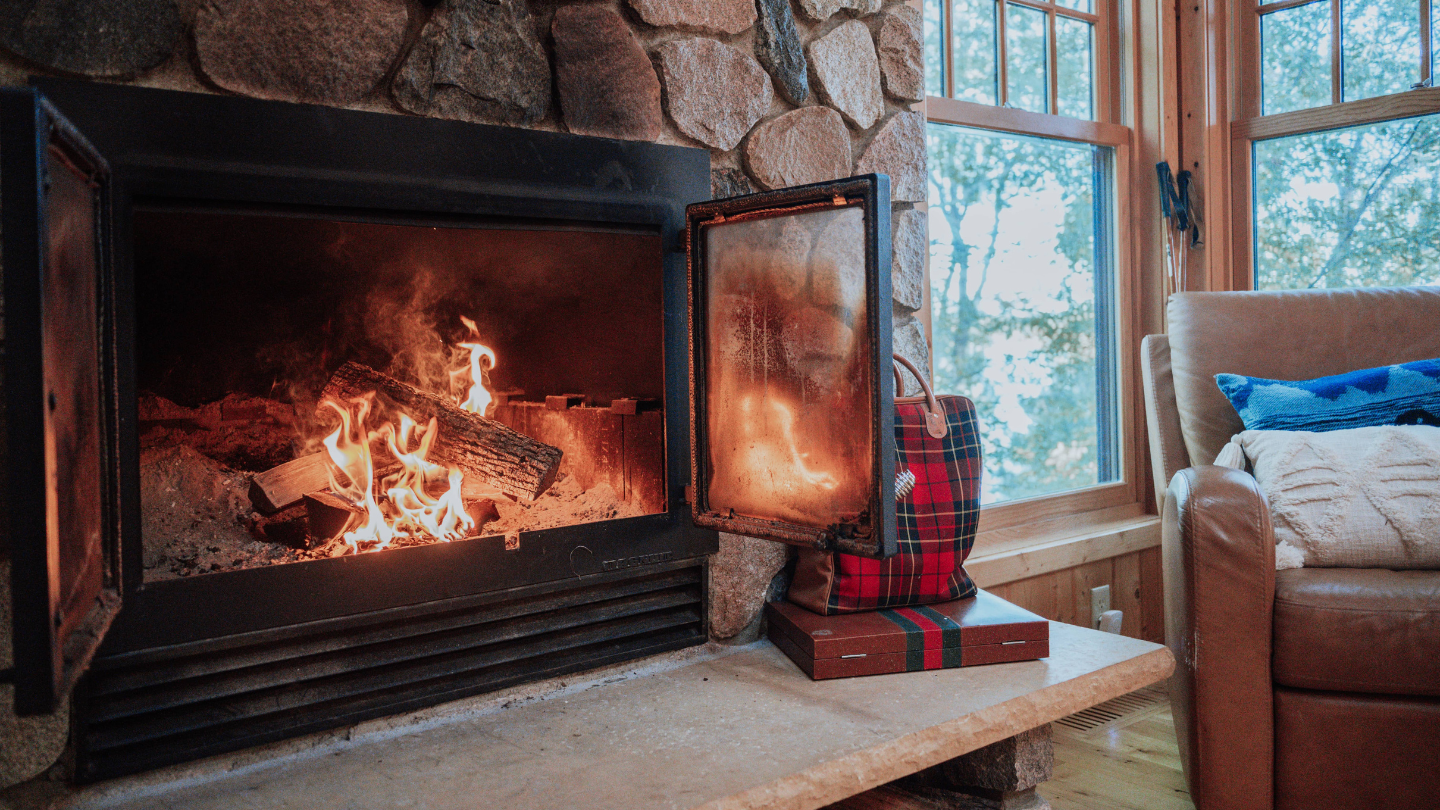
xmin=451 ymin=315 xmax=497 ymax=416
xmin=317 ymin=316 xmax=494 ymax=554
xmin=738 ymin=396 xmax=838 ymax=491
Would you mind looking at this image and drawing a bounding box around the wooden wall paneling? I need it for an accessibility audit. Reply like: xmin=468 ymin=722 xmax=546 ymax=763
xmin=1069 ymin=559 xmax=1114 ymax=629
xmin=1111 ymin=551 xmax=1143 ymax=638
xmin=984 ymin=550 xmax=1164 ymax=642
xmin=1005 ymin=573 xmax=1059 ymax=620
xmin=1053 ymin=567 xmax=1080 ymax=625
xmin=1138 ymin=546 xmax=1165 ymax=642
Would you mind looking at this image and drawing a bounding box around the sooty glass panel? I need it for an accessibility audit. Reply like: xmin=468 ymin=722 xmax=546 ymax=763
xmin=702 ymin=206 xmax=874 ymax=529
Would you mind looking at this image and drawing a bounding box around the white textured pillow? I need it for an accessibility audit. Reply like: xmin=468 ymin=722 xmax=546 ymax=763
xmin=1215 ymin=426 xmax=1440 ymax=570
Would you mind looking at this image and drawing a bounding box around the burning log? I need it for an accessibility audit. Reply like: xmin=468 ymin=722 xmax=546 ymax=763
xmin=304 ymin=491 xmax=365 ymax=545
xmin=320 ymin=361 xmax=564 ymax=502
xmin=249 ymin=453 xmax=332 ymax=514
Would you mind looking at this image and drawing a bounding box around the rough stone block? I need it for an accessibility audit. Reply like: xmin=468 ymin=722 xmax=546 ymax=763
xmin=627 ymin=0 xmax=756 ymax=35
xmin=892 ymin=317 xmax=931 ymax=397
xmin=0 ymin=0 xmax=183 ymax=78
xmin=552 ymin=4 xmax=662 ymax=141
xmin=743 ymin=105 xmax=852 ymax=190
xmin=932 ymin=724 xmax=1055 ymax=792
xmin=708 ymin=532 xmax=790 ymax=640
xmin=892 ymin=208 xmax=926 ymax=312
xmin=658 ymin=38 xmax=773 ymax=151
xmin=808 ymin=20 xmax=884 ymax=131
xmin=755 ymin=0 xmax=809 ymax=105
xmin=797 ymin=0 xmax=884 ymax=22
xmin=857 ymin=111 xmax=927 ymax=202
xmin=877 ymin=4 xmax=925 ymax=102
xmin=712 ymin=167 xmax=757 ymax=199
xmin=393 ymin=0 xmax=550 ymax=127
xmin=195 ymin=0 xmax=408 ymax=106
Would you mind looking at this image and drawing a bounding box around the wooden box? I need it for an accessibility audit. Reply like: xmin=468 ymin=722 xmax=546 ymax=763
xmin=765 ymin=590 xmax=1050 ymax=680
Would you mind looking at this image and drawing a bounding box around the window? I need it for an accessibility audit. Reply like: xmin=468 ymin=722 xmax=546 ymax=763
xmin=928 ymin=0 xmax=1104 ymax=118
xmin=925 ymin=0 xmax=1130 ymax=510
xmin=1239 ymin=0 xmax=1440 ymax=289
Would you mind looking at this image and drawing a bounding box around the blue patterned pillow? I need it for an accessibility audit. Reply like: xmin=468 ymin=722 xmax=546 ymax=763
xmin=1215 ymin=359 xmax=1440 ymax=432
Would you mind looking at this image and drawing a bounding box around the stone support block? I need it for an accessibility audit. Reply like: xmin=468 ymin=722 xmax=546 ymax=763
xmin=0 ymin=559 xmax=68 ymax=790
xmin=708 ymin=533 xmax=790 ymax=641
xmin=928 ymin=724 xmax=1055 ymax=792
xmin=712 ymin=167 xmax=757 ymax=199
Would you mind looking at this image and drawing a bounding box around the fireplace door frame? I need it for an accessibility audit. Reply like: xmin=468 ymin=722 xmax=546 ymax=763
xmin=686 ymin=176 xmax=898 ymax=559
xmin=6 ymin=79 xmax=717 ymax=699
xmin=1 ymin=90 xmax=124 ymax=715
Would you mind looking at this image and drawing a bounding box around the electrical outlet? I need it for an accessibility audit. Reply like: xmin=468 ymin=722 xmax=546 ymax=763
xmin=1090 ymin=585 xmax=1111 ymax=629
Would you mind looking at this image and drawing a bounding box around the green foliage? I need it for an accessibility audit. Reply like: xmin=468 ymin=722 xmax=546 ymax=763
xmin=927 ymin=123 xmax=1109 ymax=502
xmin=1255 ymin=113 xmax=1440 ymax=289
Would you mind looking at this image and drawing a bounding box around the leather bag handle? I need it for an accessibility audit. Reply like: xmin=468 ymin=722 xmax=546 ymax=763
xmin=893 ymin=354 xmax=947 ymax=439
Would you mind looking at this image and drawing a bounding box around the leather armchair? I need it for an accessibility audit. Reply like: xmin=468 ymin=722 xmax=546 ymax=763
xmin=1142 ymin=288 xmax=1440 ymax=810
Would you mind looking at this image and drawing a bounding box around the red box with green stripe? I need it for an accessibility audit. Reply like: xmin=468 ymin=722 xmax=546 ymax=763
xmin=765 ymin=590 xmax=1049 ymax=680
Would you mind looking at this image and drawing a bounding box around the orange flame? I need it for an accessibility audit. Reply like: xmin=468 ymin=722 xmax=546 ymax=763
xmin=318 ymin=316 xmax=494 ymax=554
xmin=451 ymin=315 xmax=496 ymax=416
xmin=737 ymin=396 xmax=838 ymax=491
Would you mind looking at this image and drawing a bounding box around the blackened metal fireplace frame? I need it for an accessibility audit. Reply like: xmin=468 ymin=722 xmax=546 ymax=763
xmin=6 ymin=79 xmax=718 ymax=779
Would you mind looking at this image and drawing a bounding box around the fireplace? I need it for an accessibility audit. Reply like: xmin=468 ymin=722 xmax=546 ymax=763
xmin=3 ymin=79 xmax=894 ymax=782
xmin=131 ymin=207 xmax=668 ymax=576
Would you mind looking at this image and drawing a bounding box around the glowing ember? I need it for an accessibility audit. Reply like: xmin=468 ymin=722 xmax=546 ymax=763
xmin=452 ymin=315 xmax=497 ymax=416
xmin=318 ymin=317 xmax=494 ymax=554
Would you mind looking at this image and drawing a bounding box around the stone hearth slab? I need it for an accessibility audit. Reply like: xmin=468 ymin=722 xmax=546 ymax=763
xmin=60 ymin=623 xmax=1172 ymax=810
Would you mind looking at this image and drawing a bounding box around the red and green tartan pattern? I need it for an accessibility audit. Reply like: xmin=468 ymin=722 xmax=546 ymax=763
xmin=824 ymin=395 xmax=982 ymax=613
xmin=878 ymin=605 xmax=967 ymax=669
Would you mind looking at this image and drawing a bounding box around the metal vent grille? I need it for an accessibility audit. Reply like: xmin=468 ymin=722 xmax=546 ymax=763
xmin=1055 ymin=684 xmax=1169 ymax=735
xmin=74 ymin=563 xmax=705 ymax=782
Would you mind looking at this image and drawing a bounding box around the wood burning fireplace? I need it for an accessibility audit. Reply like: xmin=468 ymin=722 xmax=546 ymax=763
xmin=3 ymin=79 xmax=894 ymax=782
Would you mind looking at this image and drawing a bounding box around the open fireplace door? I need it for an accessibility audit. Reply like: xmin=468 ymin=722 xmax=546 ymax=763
xmin=2 ymin=89 xmax=122 ymax=715
xmin=687 ymin=175 xmax=897 ymax=559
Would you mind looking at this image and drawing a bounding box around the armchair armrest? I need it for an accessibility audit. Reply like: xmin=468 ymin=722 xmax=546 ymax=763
xmin=1164 ymin=465 xmax=1276 ymax=810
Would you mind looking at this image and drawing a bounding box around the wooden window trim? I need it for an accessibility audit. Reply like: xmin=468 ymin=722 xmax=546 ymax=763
xmin=925 ymin=0 xmax=1168 ymax=551
xmin=927 ymin=96 xmax=1132 ymax=142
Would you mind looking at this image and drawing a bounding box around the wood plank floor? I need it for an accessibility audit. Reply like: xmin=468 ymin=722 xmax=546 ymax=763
xmin=1048 ymin=695 xmax=1194 ymax=810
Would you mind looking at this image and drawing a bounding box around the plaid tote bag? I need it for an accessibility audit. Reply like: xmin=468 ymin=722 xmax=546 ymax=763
xmin=788 ymin=355 xmax=981 ymax=615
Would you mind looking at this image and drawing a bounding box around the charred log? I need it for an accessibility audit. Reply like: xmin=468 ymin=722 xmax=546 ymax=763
xmin=320 ymin=361 xmax=564 ymax=502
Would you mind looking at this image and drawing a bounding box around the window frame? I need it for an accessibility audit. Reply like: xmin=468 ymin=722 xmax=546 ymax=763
xmin=937 ymin=0 xmax=1118 ymax=120
xmin=923 ymin=0 xmax=1160 ymax=542
xmin=1218 ymin=0 xmax=1440 ymax=290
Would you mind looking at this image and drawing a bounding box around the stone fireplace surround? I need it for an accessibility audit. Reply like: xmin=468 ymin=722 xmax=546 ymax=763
xmin=0 ymin=0 xmax=930 ymax=788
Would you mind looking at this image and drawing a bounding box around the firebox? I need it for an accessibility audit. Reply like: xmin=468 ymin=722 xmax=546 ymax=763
xmin=3 ymin=79 xmax=894 ymax=781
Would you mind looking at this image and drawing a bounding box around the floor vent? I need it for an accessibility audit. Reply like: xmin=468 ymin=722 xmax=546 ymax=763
xmin=1055 ymin=684 xmax=1169 ymax=735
